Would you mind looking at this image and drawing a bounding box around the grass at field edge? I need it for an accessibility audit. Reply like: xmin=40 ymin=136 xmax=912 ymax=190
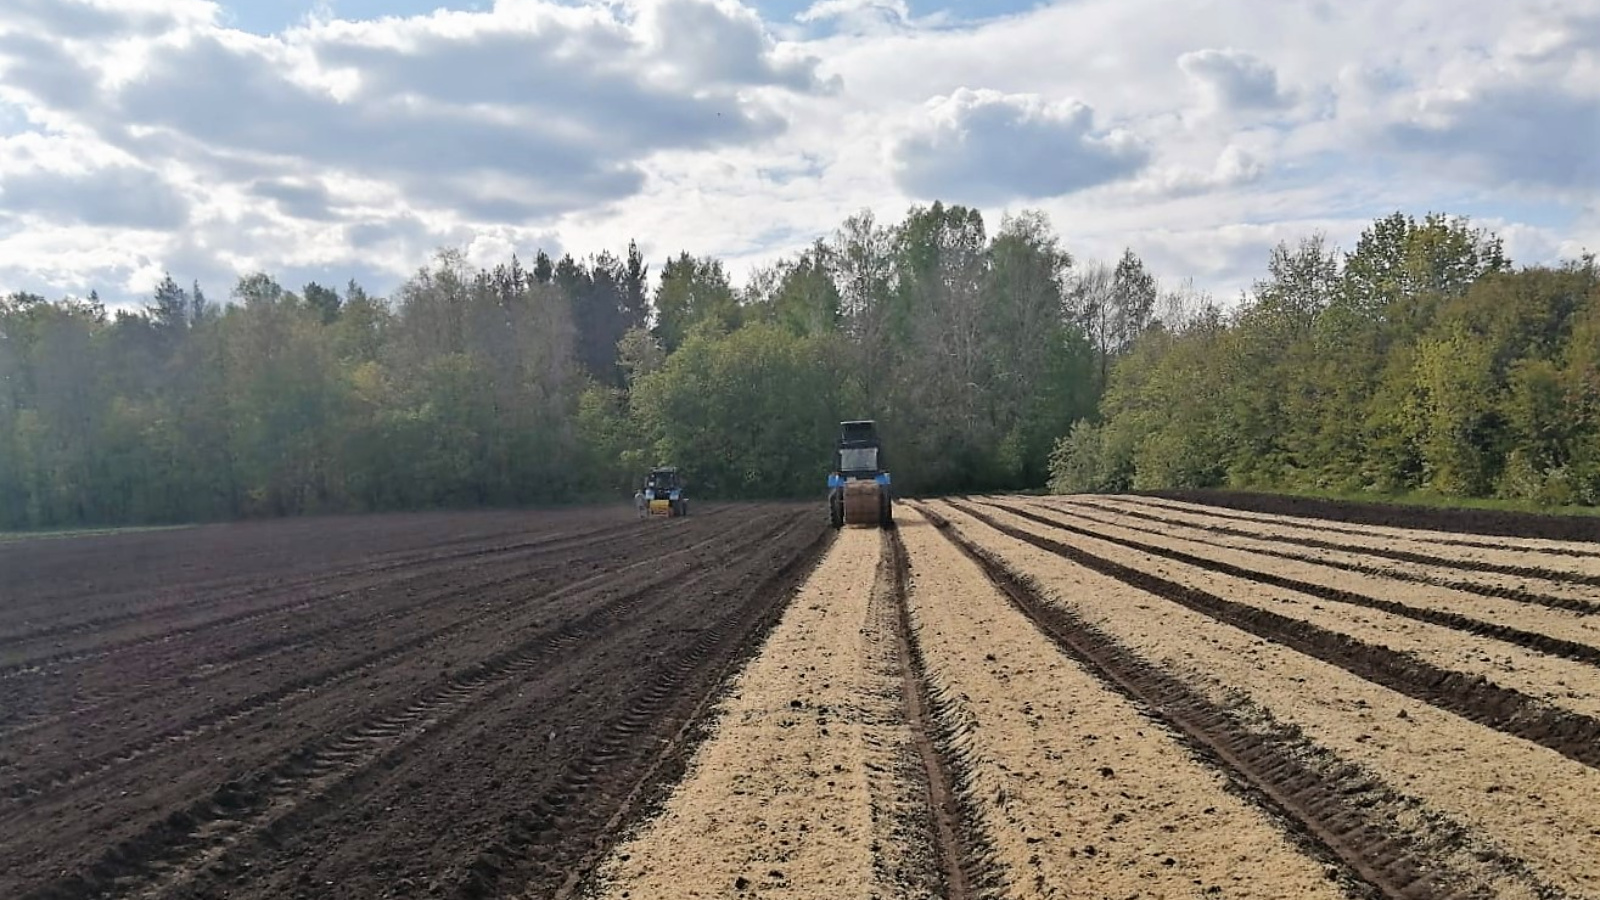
xmin=0 ymin=524 xmax=195 ymax=544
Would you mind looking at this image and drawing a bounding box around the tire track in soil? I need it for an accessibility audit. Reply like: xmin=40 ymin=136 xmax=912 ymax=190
xmin=1 ymin=511 xmax=782 ymax=808
xmin=586 ymin=526 xmax=943 ymax=900
xmin=0 ymin=522 xmax=588 ymax=645
xmin=0 ymin=510 xmax=633 ymax=623
xmin=988 ymin=500 xmax=1600 ymax=668
xmin=1064 ymin=499 xmax=1600 ymax=616
xmin=512 ymin=520 xmax=834 ymax=900
xmin=1105 ymin=497 xmax=1600 ymax=579
xmin=913 ymin=503 xmax=1486 ymax=900
xmin=1128 ymin=494 xmax=1600 ymax=557
xmin=945 ymin=500 xmax=1600 ymax=773
xmin=885 ymin=526 xmax=986 ymax=900
xmin=0 ymin=519 xmax=692 ymax=741
xmin=16 ymin=512 xmax=813 ymax=900
xmin=0 ymin=514 xmax=676 ymax=668
xmin=223 ymin=515 xmax=832 ymax=900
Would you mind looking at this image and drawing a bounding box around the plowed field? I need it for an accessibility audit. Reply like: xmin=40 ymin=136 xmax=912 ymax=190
xmin=5 ymin=495 xmax=1598 ymax=899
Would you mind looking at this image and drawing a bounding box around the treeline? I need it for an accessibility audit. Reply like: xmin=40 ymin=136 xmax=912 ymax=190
xmin=1 ymin=202 xmax=1162 ymax=529
xmin=1050 ymin=213 xmax=1600 ymax=508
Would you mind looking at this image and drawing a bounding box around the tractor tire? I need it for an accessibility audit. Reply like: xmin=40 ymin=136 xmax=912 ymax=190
xmin=828 ymin=492 xmax=844 ymax=529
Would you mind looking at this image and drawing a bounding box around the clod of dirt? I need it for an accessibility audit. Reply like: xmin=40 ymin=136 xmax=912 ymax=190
xmin=1099 ymin=766 xmax=1116 ymax=778
xmin=734 ymin=875 xmax=750 ymax=890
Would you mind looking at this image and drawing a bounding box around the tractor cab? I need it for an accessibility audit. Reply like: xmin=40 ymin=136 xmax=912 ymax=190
xmin=644 ymin=466 xmax=687 ymax=517
xmin=834 ymin=420 xmax=886 ymax=476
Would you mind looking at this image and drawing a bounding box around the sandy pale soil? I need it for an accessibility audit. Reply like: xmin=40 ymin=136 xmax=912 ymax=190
xmin=1110 ymin=495 xmax=1600 ymax=557
xmin=897 ymin=511 xmax=1347 ymax=900
xmin=985 ymin=500 xmax=1600 ymax=720
xmin=935 ymin=501 xmax=1600 ymax=899
xmin=1090 ymin=496 xmax=1600 ymax=580
xmin=589 ymin=528 xmax=932 ymax=900
xmin=1044 ymin=497 xmax=1600 ymax=613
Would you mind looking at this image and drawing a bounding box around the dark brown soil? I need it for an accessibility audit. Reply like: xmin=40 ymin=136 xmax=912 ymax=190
xmin=1144 ymin=489 xmax=1600 ymax=544
xmin=0 ymin=503 xmax=827 ymax=900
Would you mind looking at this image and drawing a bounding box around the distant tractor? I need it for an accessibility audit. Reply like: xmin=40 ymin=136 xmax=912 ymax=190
xmin=644 ymin=466 xmax=688 ymax=518
xmin=828 ymin=420 xmax=893 ymax=529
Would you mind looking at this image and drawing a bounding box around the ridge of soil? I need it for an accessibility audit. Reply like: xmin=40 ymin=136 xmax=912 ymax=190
xmin=1142 ymin=489 xmax=1600 ymax=544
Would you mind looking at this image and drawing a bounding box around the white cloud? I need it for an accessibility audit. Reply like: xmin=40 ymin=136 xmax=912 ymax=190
xmin=1179 ymin=48 xmax=1295 ymax=114
xmin=0 ymin=0 xmax=1594 ymax=306
xmin=890 ymin=89 xmax=1148 ymax=204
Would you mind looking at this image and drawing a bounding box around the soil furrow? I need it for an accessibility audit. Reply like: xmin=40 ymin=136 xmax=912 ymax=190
xmin=946 ymin=499 xmax=1600 ymax=772
xmin=886 ymin=527 xmax=984 ymax=900
xmin=587 ymin=526 xmax=942 ymax=900
xmin=1137 ymin=491 xmax=1600 ymax=550
xmin=0 ymin=515 xmax=672 ymax=667
xmin=916 ymin=503 xmax=1521 ymax=900
xmin=991 ymin=500 xmax=1600 ymax=669
xmin=0 ymin=512 xmax=658 ymax=643
xmin=2 ymin=511 xmax=783 ymax=808
xmin=900 ymin=509 xmax=1360 ymax=900
xmin=219 ymin=513 xmax=830 ymax=900
xmin=984 ymin=500 xmax=1600 ymax=724
xmin=14 ymin=510 xmax=813 ymax=900
xmin=1102 ymin=497 xmax=1600 ymax=581
xmin=1069 ymin=498 xmax=1600 ymax=615
xmin=935 ymin=501 xmax=1591 ymax=899
xmin=477 ymin=519 xmax=832 ymax=900
xmin=0 ymin=515 xmax=720 ymax=740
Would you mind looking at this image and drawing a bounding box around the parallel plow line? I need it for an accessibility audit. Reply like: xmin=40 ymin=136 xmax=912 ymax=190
xmin=1064 ymin=498 xmax=1600 ymax=614
xmin=944 ymin=500 xmax=1600 ymax=773
xmin=20 ymin=512 xmax=808 ymax=900
xmin=1108 ymin=496 xmax=1600 ymax=567
xmin=2 ymin=511 xmax=787 ymax=807
xmin=0 ymin=514 xmax=670 ymax=669
xmin=988 ymin=500 xmax=1600 ymax=667
xmin=916 ymin=503 xmax=1482 ymax=900
xmin=0 ymin=520 xmax=694 ymax=739
xmin=884 ymin=526 xmax=993 ymax=900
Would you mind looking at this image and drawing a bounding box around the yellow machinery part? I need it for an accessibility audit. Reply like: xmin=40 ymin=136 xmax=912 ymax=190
xmin=842 ymin=481 xmax=882 ymax=526
xmin=649 ymin=499 xmax=672 ymax=517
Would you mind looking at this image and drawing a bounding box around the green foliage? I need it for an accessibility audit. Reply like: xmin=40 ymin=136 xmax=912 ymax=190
xmin=652 ymin=252 xmax=739 ymax=353
xmin=1050 ymin=214 xmax=1599 ymax=509
xmin=631 ymin=323 xmax=855 ymax=498
xmin=1048 ymin=420 xmax=1130 ymax=493
xmin=11 ymin=204 xmax=1592 ymax=529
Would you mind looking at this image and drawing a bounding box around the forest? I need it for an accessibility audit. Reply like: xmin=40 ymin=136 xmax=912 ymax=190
xmin=1052 ymin=214 xmax=1600 ymax=509
xmin=1 ymin=205 xmax=1595 ymax=529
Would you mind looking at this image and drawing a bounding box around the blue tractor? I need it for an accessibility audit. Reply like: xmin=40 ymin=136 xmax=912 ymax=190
xmin=644 ymin=466 xmax=688 ymax=518
xmin=828 ymin=420 xmax=892 ymax=528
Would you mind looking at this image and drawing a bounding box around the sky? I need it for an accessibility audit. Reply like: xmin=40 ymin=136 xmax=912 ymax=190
xmin=0 ymin=0 xmax=1596 ymax=308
